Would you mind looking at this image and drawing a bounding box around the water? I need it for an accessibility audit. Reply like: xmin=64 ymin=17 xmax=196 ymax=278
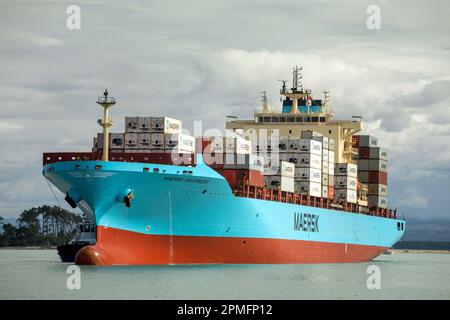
xmin=0 ymin=249 xmax=449 ymax=299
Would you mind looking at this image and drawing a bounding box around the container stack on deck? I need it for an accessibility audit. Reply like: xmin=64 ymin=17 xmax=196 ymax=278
xmin=264 ymin=161 xmax=295 ymax=193
xmin=93 ymin=116 xmax=195 ymax=155
xmin=353 ymin=135 xmax=388 ymax=209
xmin=334 ymin=163 xmax=358 ymax=204
xmin=294 ymin=135 xmax=323 ymax=197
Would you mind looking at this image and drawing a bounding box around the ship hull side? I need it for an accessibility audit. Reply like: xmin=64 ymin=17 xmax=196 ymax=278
xmin=43 ymin=159 xmax=405 ymax=266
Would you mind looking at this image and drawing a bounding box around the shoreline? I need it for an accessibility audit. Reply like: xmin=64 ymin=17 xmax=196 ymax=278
xmin=389 ymin=249 xmax=450 ymax=254
xmin=0 ymin=246 xmax=57 ymax=250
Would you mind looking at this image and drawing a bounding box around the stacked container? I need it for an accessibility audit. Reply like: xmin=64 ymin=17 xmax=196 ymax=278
xmin=334 ymin=163 xmax=358 ymax=203
xmin=294 ymin=137 xmax=322 ymax=197
xmin=265 ymin=161 xmax=295 ymax=193
xmin=353 ymin=135 xmax=388 ymax=209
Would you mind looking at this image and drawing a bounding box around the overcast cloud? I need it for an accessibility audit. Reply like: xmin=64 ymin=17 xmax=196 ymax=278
xmin=0 ymin=0 xmax=449 ymax=219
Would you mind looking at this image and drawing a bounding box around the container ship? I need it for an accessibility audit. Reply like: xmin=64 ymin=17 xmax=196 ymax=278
xmin=42 ymin=67 xmax=405 ymax=265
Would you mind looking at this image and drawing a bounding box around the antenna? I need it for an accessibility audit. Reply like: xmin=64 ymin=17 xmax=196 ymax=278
xmin=292 ymin=65 xmax=303 ymax=92
xmin=96 ymin=89 xmax=116 ymax=161
xmin=278 ymin=79 xmax=288 ymax=94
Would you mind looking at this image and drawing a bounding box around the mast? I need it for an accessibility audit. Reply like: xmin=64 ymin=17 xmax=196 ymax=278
xmin=281 ymin=66 xmax=308 ymax=114
xmin=96 ymin=89 xmax=116 ymax=161
xmin=261 ymin=91 xmax=270 ymax=113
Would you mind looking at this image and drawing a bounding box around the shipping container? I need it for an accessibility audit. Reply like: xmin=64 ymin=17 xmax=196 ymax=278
xmin=335 ymin=189 xmax=357 ymax=204
xmin=322 ymin=173 xmax=329 ymax=186
xmin=124 ymin=132 xmax=138 ymax=148
xmin=358 ymin=171 xmax=388 ymax=185
xmin=352 ymin=135 xmax=360 ymax=147
xmin=368 ymin=195 xmax=387 ymax=209
xmin=138 ymin=133 xmax=151 ymax=148
xmin=328 ymin=162 xmax=335 ymax=175
xmin=299 ymin=139 xmax=322 ymax=156
xmin=281 ymin=161 xmax=295 ymax=178
xmin=298 ymin=153 xmax=322 ymax=169
xmin=164 ymin=134 xmax=179 ymax=148
xmin=236 ymin=137 xmax=252 ymax=154
xmin=328 ymin=138 xmax=335 ymax=151
xmin=220 ymin=169 xmax=265 ymax=188
xmin=137 ymin=117 xmax=152 ymax=132
xmin=312 ymin=136 xmax=329 ymax=150
xmin=358 ymin=147 xmax=371 ymax=160
xmin=287 ymin=153 xmax=301 ymax=166
xmin=323 ymin=149 xmax=329 ymax=161
xmin=322 ymin=186 xmax=328 ymax=198
xmin=278 ymin=139 xmax=289 ymax=151
xmin=151 ymin=117 xmax=182 ymax=134
xmin=110 ymin=133 xmax=125 ymax=149
xmin=289 ymin=138 xmax=300 ymax=151
xmin=295 ymin=167 xmax=322 ymax=183
xmin=328 ymin=174 xmax=335 ymax=187
xmin=368 ymin=184 xmax=388 ymax=196
xmin=369 ymin=147 xmax=388 ymax=161
xmin=357 ymin=135 xmax=378 ymax=148
xmin=358 ymin=159 xmax=370 ymax=171
xmin=335 ymin=163 xmax=358 ymax=177
xmin=224 ymin=154 xmax=264 ymax=172
xmin=335 ymin=176 xmax=358 ymax=190
xmin=322 ymin=160 xmax=329 ymax=174
xmin=267 ymin=176 xmax=295 ymax=193
xmin=328 ymin=150 xmax=335 ymax=163
xmin=301 ymin=130 xmax=323 ymax=139
xmin=369 ymin=159 xmax=388 ymax=172
xmin=151 ymin=133 xmax=165 ymax=148
xmin=295 ymin=181 xmax=322 ymax=197
xmin=177 ymin=134 xmax=196 ymax=153
xmin=125 ymin=116 xmax=139 ymax=132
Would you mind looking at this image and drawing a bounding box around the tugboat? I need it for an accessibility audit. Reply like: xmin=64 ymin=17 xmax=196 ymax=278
xmin=57 ymin=221 xmax=96 ymax=262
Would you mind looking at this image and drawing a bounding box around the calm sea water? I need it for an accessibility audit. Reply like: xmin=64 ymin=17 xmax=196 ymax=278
xmin=0 ymin=249 xmax=449 ymax=299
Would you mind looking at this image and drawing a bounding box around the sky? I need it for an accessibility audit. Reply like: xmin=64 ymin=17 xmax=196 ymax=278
xmin=0 ymin=0 xmax=449 ymax=219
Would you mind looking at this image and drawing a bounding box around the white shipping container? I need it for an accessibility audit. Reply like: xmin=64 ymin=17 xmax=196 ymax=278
xmin=323 ymin=149 xmax=329 ymax=161
xmin=151 ymin=117 xmax=182 ymax=134
xmin=210 ymin=136 xmax=224 ymax=153
xmin=368 ymin=195 xmax=387 ymax=209
xmin=281 ymin=161 xmax=295 ymax=178
xmin=328 ymin=138 xmax=335 ymax=151
xmin=151 ymin=133 xmax=165 ymax=148
xmin=137 ymin=117 xmax=152 ymax=132
xmin=368 ymin=184 xmax=388 ymax=196
xmin=225 ymin=137 xmax=235 ymax=153
xmin=312 ymin=136 xmax=329 ymax=150
xmin=358 ymin=135 xmax=378 ymax=148
xmin=335 ymin=163 xmax=358 ymax=177
xmin=177 ymin=134 xmax=196 ymax=153
xmin=236 ymin=137 xmax=252 ymax=154
xmin=322 ymin=186 xmax=328 ymax=198
xmin=124 ymin=133 xmax=139 ymax=147
xmin=335 ymin=176 xmax=358 ymax=190
xmin=138 ymin=133 xmax=151 ymax=148
xmin=125 ymin=117 xmax=139 ymax=132
xmin=335 ymin=189 xmax=357 ymax=204
xmin=300 ymin=139 xmax=322 ymax=156
xmin=225 ymin=154 xmax=264 ymax=172
xmin=296 ymin=167 xmax=322 ymax=183
xmin=328 ymin=162 xmax=335 ymax=175
xmin=295 ymin=181 xmax=322 ymax=197
xmin=322 ymin=173 xmax=329 ymax=186
xmin=369 ymin=159 xmax=388 ymax=172
xmin=298 ymin=153 xmax=322 ymax=169
xmin=322 ymin=160 xmax=329 ymax=173
xmin=328 ymin=174 xmax=335 ymax=187
xmin=281 ymin=176 xmax=295 ymax=193
xmin=369 ymin=147 xmax=388 ymax=161
xmin=328 ymin=151 xmax=335 ymax=163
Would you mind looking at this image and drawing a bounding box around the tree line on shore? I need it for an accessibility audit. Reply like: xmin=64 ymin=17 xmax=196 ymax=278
xmin=0 ymin=206 xmax=82 ymax=246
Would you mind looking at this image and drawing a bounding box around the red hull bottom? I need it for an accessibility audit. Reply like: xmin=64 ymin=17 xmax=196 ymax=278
xmin=75 ymin=226 xmax=388 ymax=265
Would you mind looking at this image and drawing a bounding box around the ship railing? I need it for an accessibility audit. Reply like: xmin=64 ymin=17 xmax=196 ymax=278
xmin=233 ymin=183 xmax=400 ymax=220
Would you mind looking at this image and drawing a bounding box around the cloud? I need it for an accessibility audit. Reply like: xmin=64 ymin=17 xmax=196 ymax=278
xmin=0 ymin=0 xmax=449 ymax=219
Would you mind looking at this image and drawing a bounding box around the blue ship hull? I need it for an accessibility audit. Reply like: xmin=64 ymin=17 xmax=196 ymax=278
xmin=43 ymin=155 xmax=405 ymax=265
